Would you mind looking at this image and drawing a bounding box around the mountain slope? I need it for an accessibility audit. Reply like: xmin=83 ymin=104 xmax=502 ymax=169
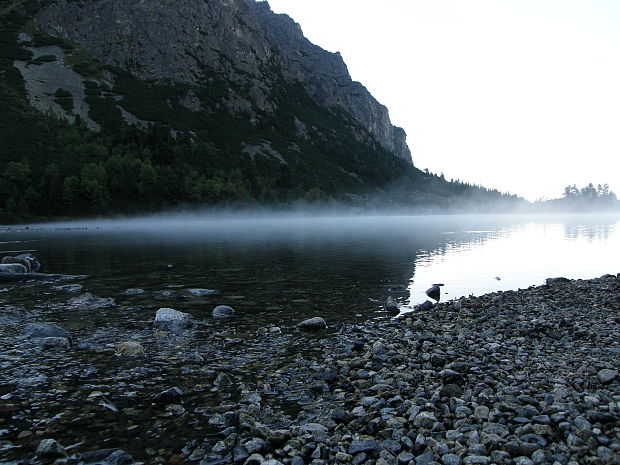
xmin=0 ymin=0 xmax=520 ymax=221
xmin=35 ymin=0 xmax=411 ymax=162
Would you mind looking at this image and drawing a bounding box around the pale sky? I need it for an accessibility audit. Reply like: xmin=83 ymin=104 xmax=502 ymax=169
xmin=266 ymin=0 xmax=620 ymax=200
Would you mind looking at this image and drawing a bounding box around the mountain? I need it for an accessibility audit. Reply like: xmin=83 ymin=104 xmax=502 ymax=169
xmin=35 ymin=0 xmax=412 ymax=163
xmin=0 ymin=0 xmax=518 ymax=220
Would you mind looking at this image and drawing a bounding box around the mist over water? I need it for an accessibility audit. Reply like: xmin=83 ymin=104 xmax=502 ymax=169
xmin=2 ymin=212 xmax=618 ymax=322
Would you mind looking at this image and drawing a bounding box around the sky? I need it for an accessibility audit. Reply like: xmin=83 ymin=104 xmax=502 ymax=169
xmin=266 ymin=0 xmax=620 ymax=200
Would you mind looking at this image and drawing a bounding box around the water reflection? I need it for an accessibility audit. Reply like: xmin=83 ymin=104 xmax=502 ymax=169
xmin=562 ymin=217 xmax=618 ymax=242
xmin=407 ymin=215 xmax=620 ymax=307
xmin=1 ymin=213 xmax=618 ymax=325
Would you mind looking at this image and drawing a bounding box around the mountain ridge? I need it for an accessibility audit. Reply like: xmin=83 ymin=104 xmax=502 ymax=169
xmin=34 ymin=0 xmax=412 ymax=162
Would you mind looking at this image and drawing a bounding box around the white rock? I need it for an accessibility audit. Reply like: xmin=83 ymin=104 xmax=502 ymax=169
xmin=154 ymin=308 xmax=194 ymax=329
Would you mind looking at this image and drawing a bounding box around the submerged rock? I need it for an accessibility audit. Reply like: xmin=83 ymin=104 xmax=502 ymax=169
xmin=115 ymin=341 xmax=146 ymax=357
xmin=385 ymin=296 xmax=399 ymax=312
xmin=36 ymin=439 xmax=66 ymax=459
xmin=121 ymin=288 xmax=145 ymax=296
xmin=297 ymin=316 xmax=327 ymax=330
xmin=38 ymin=337 xmax=71 ymax=351
xmin=53 ymin=283 xmax=84 ymax=293
xmin=186 ymin=288 xmax=220 ymax=297
xmin=0 ymin=304 xmax=30 ymax=322
xmin=68 ymin=293 xmax=116 ymax=309
xmin=78 ymin=448 xmax=135 ymax=465
xmin=154 ymin=307 xmax=194 ymax=331
xmin=212 ymin=305 xmax=235 ymax=318
xmin=24 ymin=323 xmax=71 ymax=340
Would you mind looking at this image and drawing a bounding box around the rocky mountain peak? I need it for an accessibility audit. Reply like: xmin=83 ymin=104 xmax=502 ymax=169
xmin=34 ymin=0 xmax=412 ymax=163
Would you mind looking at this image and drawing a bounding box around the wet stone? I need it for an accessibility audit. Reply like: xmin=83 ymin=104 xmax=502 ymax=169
xmin=115 ymin=341 xmax=146 ymax=357
xmin=24 ymin=322 xmax=70 ymax=339
xmin=35 ymin=439 xmax=67 ymax=459
xmin=154 ymin=307 xmax=194 ymax=330
xmin=297 ymin=316 xmax=327 ymax=330
xmin=53 ymin=283 xmax=84 ymax=292
xmin=212 ymin=305 xmax=235 ymax=318
xmin=68 ymin=292 xmax=116 ymax=309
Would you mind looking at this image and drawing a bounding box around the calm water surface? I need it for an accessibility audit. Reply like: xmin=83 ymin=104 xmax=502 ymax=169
xmin=2 ymin=213 xmax=618 ymax=325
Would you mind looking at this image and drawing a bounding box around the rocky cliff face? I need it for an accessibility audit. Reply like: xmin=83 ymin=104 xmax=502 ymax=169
xmin=35 ymin=0 xmax=412 ymax=163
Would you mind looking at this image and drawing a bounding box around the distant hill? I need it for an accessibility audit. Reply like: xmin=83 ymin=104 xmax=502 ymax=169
xmin=0 ymin=0 xmax=520 ymax=221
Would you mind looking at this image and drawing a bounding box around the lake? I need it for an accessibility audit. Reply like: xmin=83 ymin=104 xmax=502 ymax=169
xmin=1 ymin=213 xmax=619 ymax=327
xmin=1 ymin=212 xmax=619 ymax=461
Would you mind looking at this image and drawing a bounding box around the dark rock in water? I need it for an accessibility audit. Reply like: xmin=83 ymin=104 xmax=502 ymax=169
xmin=38 ymin=336 xmax=71 ymax=351
xmin=24 ymin=323 xmax=71 ymax=340
xmin=0 ymin=304 xmax=29 ymax=322
xmin=386 ymin=296 xmax=399 ymax=312
xmin=78 ymin=448 xmax=135 ymax=465
xmin=68 ymin=293 xmax=116 ymax=309
xmin=417 ymin=300 xmax=434 ymax=311
xmin=153 ymin=289 xmax=177 ymax=300
xmin=212 ymin=305 xmax=235 ymax=318
xmin=186 ymin=288 xmax=220 ymax=297
xmin=17 ymin=253 xmax=41 ymax=272
xmin=35 ymin=438 xmax=67 ymax=459
xmin=0 ymin=263 xmax=28 ymax=275
xmin=115 ymin=341 xmax=146 ymax=357
xmin=121 ymin=288 xmax=145 ymax=296
xmin=297 ymin=317 xmax=327 ymax=330
xmin=154 ymin=308 xmax=194 ymax=331
xmin=388 ymin=285 xmax=408 ymax=294
xmin=53 ymin=283 xmax=84 ymax=293
xmin=153 ymin=387 xmax=183 ymax=403
xmin=546 ymin=277 xmax=570 ymax=285
xmin=425 ymin=284 xmax=442 ymax=301
xmin=1 ymin=256 xmax=32 ymax=272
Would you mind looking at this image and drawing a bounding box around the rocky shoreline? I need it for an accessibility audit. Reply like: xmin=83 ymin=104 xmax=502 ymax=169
xmin=1 ymin=274 xmax=619 ymax=465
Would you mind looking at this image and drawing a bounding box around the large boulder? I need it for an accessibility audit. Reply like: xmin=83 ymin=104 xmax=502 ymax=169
xmin=0 ymin=263 xmax=28 ymax=275
xmin=35 ymin=439 xmax=67 ymax=459
xmin=17 ymin=253 xmax=41 ymax=272
xmin=1 ymin=256 xmax=32 ymax=272
xmin=212 ymin=305 xmax=235 ymax=318
xmin=297 ymin=317 xmax=327 ymax=330
xmin=154 ymin=308 xmax=194 ymax=331
xmin=425 ymin=284 xmax=443 ymax=301
xmin=38 ymin=337 xmax=71 ymax=351
xmin=68 ymin=293 xmax=116 ymax=310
